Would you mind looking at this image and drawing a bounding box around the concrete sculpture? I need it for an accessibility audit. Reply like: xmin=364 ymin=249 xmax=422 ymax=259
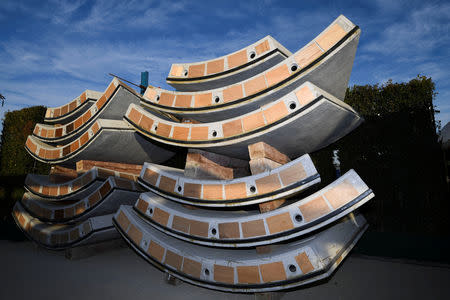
xmin=17 ymin=14 xmax=374 ymax=293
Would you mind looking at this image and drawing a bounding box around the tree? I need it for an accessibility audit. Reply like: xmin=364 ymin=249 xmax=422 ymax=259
xmin=0 ymin=93 xmax=4 ymax=107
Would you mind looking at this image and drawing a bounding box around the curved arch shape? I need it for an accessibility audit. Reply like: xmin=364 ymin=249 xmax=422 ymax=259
xmin=114 ymin=205 xmax=368 ymax=292
xmin=125 ymin=82 xmax=362 ymax=159
xmin=25 ymin=119 xmax=175 ymax=167
xmin=140 ymin=15 xmax=359 ymax=122
xmin=138 ymin=154 xmax=319 ymax=207
xmin=21 ymin=176 xmax=143 ymax=223
xmin=24 ymin=167 xmax=139 ymax=200
xmin=33 ymin=79 xmax=141 ymax=144
xmin=134 ymin=170 xmax=374 ymax=247
xmin=44 ymin=90 xmax=102 ymax=124
xmin=12 ymin=202 xmax=118 ymax=250
xmin=166 ymin=36 xmax=291 ymax=91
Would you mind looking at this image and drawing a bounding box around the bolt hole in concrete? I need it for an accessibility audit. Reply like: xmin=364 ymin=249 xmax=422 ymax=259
xmin=289 ymin=264 xmax=297 ymax=272
xmin=156 ymin=95 xmax=160 ymax=102
xmin=249 ymin=51 xmax=256 ymax=59
xmin=211 ymin=228 xmax=217 ymax=235
xmin=295 ymin=214 xmax=303 ymax=222
xmin=154 ymin=126 xmax=158 ymax=131
xmin=212 ymin=131 xmax=217 ymax=137
xmin=204 ymin=269 xmax=210 ymax=276
xmin=250 ymin=186 xmax=256 ymax=193
xmin=289 ymin=102 xmax=297 ymax=110
xmin=149 ymin=208 xmax=153 ymax=214
xmin=184 ymin=70 xmax=188 ymax=76
xmin=291 ymin=64 xmax=298 ymax=72
xmin=177 ymin=186 xmax=182 ymax=192
xmin=214 ymin=96 xmax=220 ymax=103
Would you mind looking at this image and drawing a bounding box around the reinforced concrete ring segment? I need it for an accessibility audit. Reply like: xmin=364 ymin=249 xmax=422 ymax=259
xmin=44 ymin=89 xmax=102 ymax=124
xmin=21 ymin=176 xmax=143 ymax=223
xmin=125 ymin=81 xmax=362 ymax=159
xmin=12 ymin=202 xmax=118 ymax=250
xmin=134 ymin=169 xmax=374 ymax=247
xmin=139 ymin=15 xmax=360 ymax=122
xmin=33 ymin=78 xmax=145 ymax=144
xmin=24 ymin=167 xmax=139 ymax=200
xmin=138 ymin=154 xmax=320 ymax=207
xmin=114 ymin=205 xmax=368 ymax=293
xmin=166 ymin=35 xmax=291 ymax=91
xmin=25 ymin=119 xmax=176 ymax=168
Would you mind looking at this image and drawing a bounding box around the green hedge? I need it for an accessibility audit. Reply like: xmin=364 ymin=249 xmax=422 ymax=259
xmin=0 ymin=106 xmax=50 ymax=176
xmin=0 ymin=106 xmax=49 ymax=233
xmin=310 ymin=75 xmax=449 ymax=236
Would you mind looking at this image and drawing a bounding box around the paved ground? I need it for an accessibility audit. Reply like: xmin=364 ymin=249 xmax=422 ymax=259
xmin=1 ymin=240 xmax=450 ymax=300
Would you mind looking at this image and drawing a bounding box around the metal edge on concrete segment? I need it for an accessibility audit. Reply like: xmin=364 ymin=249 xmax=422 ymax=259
xmin=133 ymin=169 xmax=374 ymax=247
xmin=44 ymin=90 xmax=102 ymax=124
xmin=125 ymin=81 xmax=362 ymax=159
xmin=114 ymin=205 xmax=368 ymax=293
xmin=25 ymin=119 xmax=176 ymax=168
xmin=166 ymin=35 xmax=292 ymax=91
xmin=12 ymin=201 xmax=118 ymax=250
xmin=139 ymin=15 xmax=359 ymax=122
xmin=34 ymin=79 xmax=142 ymax=144
xmin=20 ymin=176 xmax=142 ymax=223
xmin=138 ymin=154 xmax=320 ymax=207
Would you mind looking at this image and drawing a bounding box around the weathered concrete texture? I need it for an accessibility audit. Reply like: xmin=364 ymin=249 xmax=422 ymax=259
xmin=185 ymin=149 xmax=250 ymax=180
xmin=12 ymin=202 xmax=118 ymax=250
xmin=76 ymin=160 xmax=142 ymax=175
xmin=114 ymin=206 xmax=367 ymax=293
xmin=248 ymin=142 xmax=290 ymax=213
xmin=20 ymin=178 xmax=140 ymax=223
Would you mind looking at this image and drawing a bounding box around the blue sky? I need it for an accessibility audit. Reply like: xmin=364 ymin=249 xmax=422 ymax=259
xmin=0 ymin=0 xmax=449 ymax=130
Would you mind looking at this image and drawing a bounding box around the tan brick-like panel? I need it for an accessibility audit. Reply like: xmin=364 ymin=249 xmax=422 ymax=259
xmin=237 ymin=266 xmax=260 ymax=284
xmin=295 ymin=252 xmax=314 ymax=274
xmin=218 ymin=222 xmax=240 ymax=239
xmin=260 ymin=262 xmax=287 ymax=282
xmin=324 ymin=180 xmax=359 ymax=209
xmin=241 ymin=219 xmax=266 ymax=238
xmin=266 ymin=212 xmax=294 ymax=234
xmin=299 ymin=196 xmax=330 ymax=222
xmin=214 ymin=264 xmax=234 ymax=284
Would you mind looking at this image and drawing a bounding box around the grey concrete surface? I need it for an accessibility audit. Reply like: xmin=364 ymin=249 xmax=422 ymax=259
xmin=1 ymin=240 xmax=449 ymax=300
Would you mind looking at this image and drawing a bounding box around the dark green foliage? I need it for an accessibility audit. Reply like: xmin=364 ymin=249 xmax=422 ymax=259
xmin=311 ymin=75 xmax=449 ymax=237
xmin=0 ymin=106 xmax=50 ymax=176
xmin=0 ymin=106 xmax=49 ymax=237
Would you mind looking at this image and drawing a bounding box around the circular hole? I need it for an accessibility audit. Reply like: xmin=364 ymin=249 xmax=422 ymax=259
xmin=214 ymin=96 xmax=220 ymax=103
xmin=212 ymin=130 xmax=217 ymax=137
xmin=204 ymin=269 xmax=210 ymax=276
xmin=289 ymin=102 xmax=297 ymax=110
xmin=250 ymin=52 xmax=256 ymax=59
xmin=177 ymin=186 xmax=182 ymax=192
xmin=183 ymin=70 xmax=188 ymax=76
xmin=289 ymin=264 xmax=297 ymax=273
xmin=211 ymin=228 xmax=217 ymax=235
xmin=291 ymin=64 xmax=298 ymax=72
xmin=154 ymin=126 xmax=158 ymax=131
xmin=156 ymin=95 xmax=160 ymax=102
xmin=295 ymin=214 xmax=303 ymax=222
xmin=149 ymin=208 xmax=153 ymax=214
xmin=249 ymin=186 xmax=256 ymax=193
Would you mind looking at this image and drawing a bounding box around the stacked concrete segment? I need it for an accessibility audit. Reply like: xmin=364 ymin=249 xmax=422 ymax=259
xmin=111 ymin=14 xmax=375 ymax=293
xmin=140 ymin=15 xmax=359 ymax=122
xmin=14 ymin=166 xmax=144 ymax=249
xmin=166 ymin=35 xmax=292 ymax=91
xmin=17 ymin=14 xmax=374 ymax=292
